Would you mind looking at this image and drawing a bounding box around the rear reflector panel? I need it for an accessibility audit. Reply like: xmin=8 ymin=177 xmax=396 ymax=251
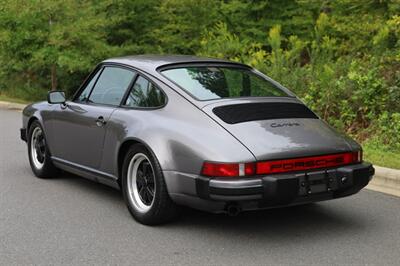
xmin=256 ymin=152 xmax=360 ymax=175
xmin=201 ymin=152 xmax=361 ymax=177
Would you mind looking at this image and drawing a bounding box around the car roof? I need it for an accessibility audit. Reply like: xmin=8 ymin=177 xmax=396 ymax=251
xmin=102 ymin=54 xmax=249 ymax=74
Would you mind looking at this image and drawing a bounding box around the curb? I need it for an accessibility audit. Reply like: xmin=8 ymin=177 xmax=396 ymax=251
xmin=0 ymin=100 xmax=399 ymax=197
xmin=0 ymin=101 xmax=26 ymax=111
xmin=367 ymin=166 xmax=400 ymax=197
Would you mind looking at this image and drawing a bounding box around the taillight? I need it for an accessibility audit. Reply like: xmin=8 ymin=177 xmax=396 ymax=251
xmin=201 ymin=162 xmax=239 ymax=177
xmin=244 ymin=162 xmax=256 ymax=175
xmin=201 ymin=162 xmax=256 ymax=177
xmin=352 ymin=150 xmax=362 ymax=163
xmin=201 ymin=151 xmax=362 ymax=177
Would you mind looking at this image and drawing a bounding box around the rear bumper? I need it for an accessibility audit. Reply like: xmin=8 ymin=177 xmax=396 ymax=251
xmin=164 ymin=162 xmax=374 ymax=213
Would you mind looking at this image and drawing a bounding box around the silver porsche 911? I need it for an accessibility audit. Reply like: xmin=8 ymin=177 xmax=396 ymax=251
xmin=20 ymin=55 xmax=375 ymax=225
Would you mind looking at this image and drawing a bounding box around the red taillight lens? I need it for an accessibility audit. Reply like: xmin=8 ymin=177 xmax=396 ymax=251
xmin=244 ymin=163 xmax=256 ymax=175
xmin=201 ymin=162 xmax=239 ymax=177
xmin=201 ymin=162 xmax=256 ymax=177
xmin=201 ymin=151 xmax=361 ymax=177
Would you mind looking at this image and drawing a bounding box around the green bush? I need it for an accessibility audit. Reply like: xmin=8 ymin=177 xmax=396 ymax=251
xmin=366 ymin=112 xmax=400 ymax=151
xmin=197 ymin=10 xmax=399 ymax=157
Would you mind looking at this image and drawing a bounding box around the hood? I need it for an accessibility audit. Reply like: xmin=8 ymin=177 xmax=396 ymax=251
xmin=202 ymin=98 xmax=355 ymax=161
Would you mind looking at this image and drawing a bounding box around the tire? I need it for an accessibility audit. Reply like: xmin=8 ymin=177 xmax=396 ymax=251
xmin=27 ymin=121 xmax=59 ymax=178
xmin=121 ymin=144 xmax=180 ymax=225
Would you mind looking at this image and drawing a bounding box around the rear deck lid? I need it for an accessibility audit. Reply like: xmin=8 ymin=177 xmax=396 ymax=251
xmin=202 ymin=98 xmax=352 ymax=161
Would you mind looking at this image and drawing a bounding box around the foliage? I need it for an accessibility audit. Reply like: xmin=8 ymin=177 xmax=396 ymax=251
xmin=0 ymin=0 xmax=112 ymax=96
xmin=0 ymin=0 xmax=399 ymax=158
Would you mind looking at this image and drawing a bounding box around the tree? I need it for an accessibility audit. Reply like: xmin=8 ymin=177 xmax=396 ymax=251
xmin=0 ymin=0 xmax=113 ymax=93
xmin=100 ymin=0 xmax=160 ymax=54
xmin=152 ymin=0 xmax=221 ymax=54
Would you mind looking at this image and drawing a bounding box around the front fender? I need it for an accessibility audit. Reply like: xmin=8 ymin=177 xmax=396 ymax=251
xmin=22 ymin=101 xmax=55 ymax=151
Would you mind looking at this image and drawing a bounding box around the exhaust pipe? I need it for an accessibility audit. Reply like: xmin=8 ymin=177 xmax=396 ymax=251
xmin=225 ymin=202 xmax=241 ymax=217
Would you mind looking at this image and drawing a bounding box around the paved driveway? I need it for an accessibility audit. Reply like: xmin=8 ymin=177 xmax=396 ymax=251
xmin=0 ymin=109 xmax=399 ymax=265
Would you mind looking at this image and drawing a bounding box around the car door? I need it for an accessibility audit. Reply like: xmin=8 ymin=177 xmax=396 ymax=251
xmin=50 ymin=65 xmax=136 ymax=169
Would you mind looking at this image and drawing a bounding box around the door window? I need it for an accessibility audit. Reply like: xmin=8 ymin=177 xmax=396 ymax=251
xmin=76 ymin=69 xmax=101 ymax=103
xmin=88 ymin=67 xmax=136 ymax=106
xmin=124 ymin=76 xmax=166 ymax=108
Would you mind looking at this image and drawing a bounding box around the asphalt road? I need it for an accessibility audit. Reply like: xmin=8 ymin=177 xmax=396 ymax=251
xmin=1 ymin=108 xmax=400 ymax=265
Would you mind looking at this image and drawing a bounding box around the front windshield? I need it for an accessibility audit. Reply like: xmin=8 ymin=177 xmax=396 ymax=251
xmin=161 ymin=66 xmax=289 ymax=100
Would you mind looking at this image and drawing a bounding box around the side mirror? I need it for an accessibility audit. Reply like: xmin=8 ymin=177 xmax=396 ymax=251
xmin=47 ymin=91 xmax=66 ymax=104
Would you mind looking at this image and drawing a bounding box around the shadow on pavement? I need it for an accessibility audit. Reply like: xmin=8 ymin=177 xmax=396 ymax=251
xmin=50 ymin=170 xmax=370 ymax=242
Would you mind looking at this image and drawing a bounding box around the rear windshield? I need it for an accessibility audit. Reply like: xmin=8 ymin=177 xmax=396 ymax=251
xmin=161 ymin=66 xmax=289 ymax=100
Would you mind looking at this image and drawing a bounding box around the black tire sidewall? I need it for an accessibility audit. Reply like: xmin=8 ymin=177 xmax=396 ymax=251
xmin=121 ymin=144 xmax=176 ymax=225
xmin=27 ymin=121 xmax=56 ymax=178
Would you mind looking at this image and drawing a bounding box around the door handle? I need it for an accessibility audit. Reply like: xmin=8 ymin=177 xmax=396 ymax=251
xmin=96 ymin=116 xmax=106 ymax=127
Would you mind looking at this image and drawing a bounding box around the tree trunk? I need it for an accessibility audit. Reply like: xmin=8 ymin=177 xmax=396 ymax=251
xmin=51 ymin=64 xmax=57 ymax=91
xmin=49 ymin=15 xmax=57 ymax=91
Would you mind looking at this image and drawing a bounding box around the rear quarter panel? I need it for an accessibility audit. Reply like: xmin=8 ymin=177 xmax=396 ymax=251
xmin=101 ymin=83 xmax=256 ymax=177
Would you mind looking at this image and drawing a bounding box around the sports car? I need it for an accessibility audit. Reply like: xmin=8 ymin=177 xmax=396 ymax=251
xmin=20 ymin=55 xmax=375 ymax=225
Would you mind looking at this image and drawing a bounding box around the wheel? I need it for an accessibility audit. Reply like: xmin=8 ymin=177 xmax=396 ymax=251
xmin=27 ymin=121 xmax=59 ymax=178
xmin=122 ymin=144 xmax=179 ymax=225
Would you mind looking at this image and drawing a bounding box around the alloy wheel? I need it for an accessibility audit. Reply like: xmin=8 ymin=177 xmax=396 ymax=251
xmin=127 ymin=153 xmax=156 ymax=212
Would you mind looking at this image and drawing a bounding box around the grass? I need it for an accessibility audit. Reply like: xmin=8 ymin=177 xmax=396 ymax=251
xmin=363 ymin=145 xmax=400 ymax=170
xmin=0 ymin=86 xmax=47 ymax=103
xmin=0 ymin=94 xmax=30 ymax=104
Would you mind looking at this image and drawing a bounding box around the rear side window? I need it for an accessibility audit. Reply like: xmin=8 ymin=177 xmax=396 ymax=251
xmin=88 ymin=67 xmax=135 ymax=106
xmin=161 ymin=66 xmax=289 ymax=100
xmin=124 ymin=76 xmax=166 ymax=108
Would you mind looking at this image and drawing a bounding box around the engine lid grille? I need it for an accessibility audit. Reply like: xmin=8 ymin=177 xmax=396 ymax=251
xmin=212 ymin=102 xmax=318 ymax=124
